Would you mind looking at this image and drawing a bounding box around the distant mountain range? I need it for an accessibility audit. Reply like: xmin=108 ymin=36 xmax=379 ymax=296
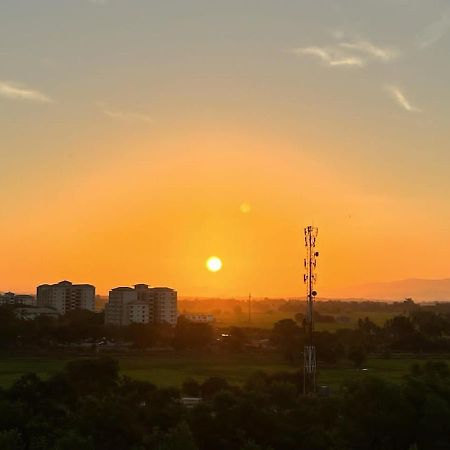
xmin=327 ymin=278 xmax=450 ymax=302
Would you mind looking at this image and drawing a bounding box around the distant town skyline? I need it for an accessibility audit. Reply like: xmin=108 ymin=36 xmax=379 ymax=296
xmin=2 ymin=1 xmax=450 ymax=297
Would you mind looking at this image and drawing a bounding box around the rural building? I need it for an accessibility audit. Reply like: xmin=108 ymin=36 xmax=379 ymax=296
xmin=183 ymin=313 xmax=215 ymax=323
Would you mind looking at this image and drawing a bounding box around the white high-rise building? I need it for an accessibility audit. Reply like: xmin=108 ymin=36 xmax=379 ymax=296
xmin=104 ymin=287 xmax=137 ymax=326
xmin=36 ymin=281 xmax=95 ymax=315
xmin=104 ymin=283 xmax=177 ymax=326
xmin=152 ymin=287 xmax=177 ymax=326
xmin=127 ymin=302 xmax=150 ymax=324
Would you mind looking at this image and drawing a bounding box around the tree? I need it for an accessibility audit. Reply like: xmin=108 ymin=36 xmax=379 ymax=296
xmin=173 ymin=317 xmax=214 ymax=350
xmin=416 ymin=393 xmax=450 ymax=450
xmin=53 ymin=430 xmax=94 ymax=450
xmin=182 ymin=378 xmax=201 ymax=397
xmin=268 ymin=381 xmax=297 ymax=408
xmin=410 ymin=311 xmax=449 ymax=338
xmin=271 ymin=319 xmax=302 ymax=362
xmin=385 ymin=316 xmax=415 ymax=338
xmin=0 ymin=307 xmax=21 ymax=349
xmin=341 ymin=377 xmax=415 ymax=450
xmin=145 ymin=422 xmax=198 ymax=450
xmin=315 ymin=331 xmax=344 ymax=364
xmin=357 ymin=317 xmax=380 ymax=336
xmin=224 ymin=327 xmax=247 ymax=352
xmin=348 ymin=346 xmax=367 ymax=368
xmin=294 ymin=313 xmax=304 ymax=324
xmin=124 ymin=323 xmax=157 ymax=349
xmin=233 ymin=305 xmax=243 ymax=316
xmin=200 ymin=377 xmax=230 ymax=398
xmin=0 ymin=430 xmax=24 ymax=450
xmin=240 ymin=440 xmax=269 ymax=450
xmin=64 ymin=357 xmax=119 ymax=396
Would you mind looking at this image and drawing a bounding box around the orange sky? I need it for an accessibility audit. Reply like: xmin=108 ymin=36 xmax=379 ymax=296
xmin=2 ymin=123 xmax=450 ymax=297
xmin=2 ymin=2 xmax=450 ymax=297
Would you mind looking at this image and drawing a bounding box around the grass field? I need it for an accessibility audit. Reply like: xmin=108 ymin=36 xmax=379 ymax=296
xmin=319 ymin=357 xmax=427 ymax=388
xmin=0 ymin=354 xmax=292 ymax=388
xmin=1 ymin=354 xmax=448 ymax=390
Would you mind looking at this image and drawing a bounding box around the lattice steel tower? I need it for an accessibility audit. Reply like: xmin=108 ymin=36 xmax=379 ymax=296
xmin=303 ymin=225 xmax=319 ymax=394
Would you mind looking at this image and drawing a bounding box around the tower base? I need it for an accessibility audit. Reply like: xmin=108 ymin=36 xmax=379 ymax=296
xmin=303 ymin=344 xmax=316 ymax=395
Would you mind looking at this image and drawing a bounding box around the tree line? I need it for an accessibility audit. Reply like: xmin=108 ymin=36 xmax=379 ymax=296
xmin=1 ymin=306 xmax=450 ymax=359
xmin=0 ymin=357 xmax=449 ymax=450
xmin=272 ymin=310 xmax=450 ymax=365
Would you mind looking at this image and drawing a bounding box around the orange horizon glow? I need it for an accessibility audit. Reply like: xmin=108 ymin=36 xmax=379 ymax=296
xmin=3 ymin=125 xmax=450 ymax=298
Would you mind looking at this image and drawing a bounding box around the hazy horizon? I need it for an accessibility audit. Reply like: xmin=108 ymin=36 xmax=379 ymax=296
xmin=5 ymin=276 xmax=450 ymax=303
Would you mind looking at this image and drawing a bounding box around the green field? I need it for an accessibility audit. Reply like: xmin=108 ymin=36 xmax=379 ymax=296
xmin=0 ymin=354 xmax=448 ymax=390
xmin=319 ymin=357 xmax=428 ymax=388
xmin=0 ymin=354 xmax=291 ymax=388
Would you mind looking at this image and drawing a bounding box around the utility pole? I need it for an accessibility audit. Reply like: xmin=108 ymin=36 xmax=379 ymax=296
xmin=303 ymin=225 xmax=319 ymax=394
xmin=248 ymin=293 xmax=252 ymax=323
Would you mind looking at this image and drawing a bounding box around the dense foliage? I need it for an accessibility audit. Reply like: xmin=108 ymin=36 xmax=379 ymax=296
xmin=0 ymin=308 xmax=214 ymax=352
xmin=0 ymin=357 xmax=449 ymax=450
xmin=272 ymin=310 xmax=450 ymax=364
xmin=1 ymin=304 xmax=450 ymax=359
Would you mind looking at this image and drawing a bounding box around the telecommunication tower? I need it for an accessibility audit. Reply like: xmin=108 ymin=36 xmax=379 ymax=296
xmin=303 ymin=225 xmax=319 ymax=394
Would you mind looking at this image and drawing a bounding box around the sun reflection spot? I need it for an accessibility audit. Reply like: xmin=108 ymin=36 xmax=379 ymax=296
xmin=240 ymin=202 xmax=251 ymax=213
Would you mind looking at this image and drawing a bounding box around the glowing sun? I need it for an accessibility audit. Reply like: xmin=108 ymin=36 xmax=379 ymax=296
xmin=206 ymin=256 xmax=222 ymax=272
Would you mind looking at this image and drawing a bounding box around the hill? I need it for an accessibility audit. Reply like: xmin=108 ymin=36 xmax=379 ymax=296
xmin=329 ymin=278 xmax=450 ymax=301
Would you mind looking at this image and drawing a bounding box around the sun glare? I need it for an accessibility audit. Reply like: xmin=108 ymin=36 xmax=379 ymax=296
xmin=206 ymin=256 xmax=222 ymax=272
xmin=240 ymin=202 xmax=251 ymax=213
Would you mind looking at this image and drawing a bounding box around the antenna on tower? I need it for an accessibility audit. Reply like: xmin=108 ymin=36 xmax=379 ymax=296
xmin=303 ymin=225 xmax=319 ymax=395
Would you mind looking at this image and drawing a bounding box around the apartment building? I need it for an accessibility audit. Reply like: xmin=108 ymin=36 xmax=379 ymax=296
xmin=36 ymin=280 xmax=95 ymax=314
xmin=104 ymin=283 xmax=177 ymax=326
xmin=127 ymin=302 xmax=150 ymax=324
xmin=152 ymin=287 xmax=177 ymax=325
xmin=104 ymin=287 xmax=137 ymax=326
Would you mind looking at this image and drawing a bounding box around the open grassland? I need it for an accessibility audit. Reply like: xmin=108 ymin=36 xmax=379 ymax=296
xmin=0 ymin=354 xmax=291 ymax=388
xmin=0 ymin=354 xmax=448 ymax=389
xmin=319 ymin=357 xmax=432 ymax=389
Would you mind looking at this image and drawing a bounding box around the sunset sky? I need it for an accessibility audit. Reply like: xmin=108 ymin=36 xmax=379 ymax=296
xmin=2 ymin=0 xmax=450 ymax=297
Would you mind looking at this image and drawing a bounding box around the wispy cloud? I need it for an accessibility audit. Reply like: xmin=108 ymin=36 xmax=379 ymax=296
xmin=339 ymin=40 xmax=398 ymax=62
xmin=0 ymin=81 xmax=52 ymax=103
xmin=417 ymin=8 xmax=450 ymax=49
xmin=385 ymin=85 xmax=421 ymax=113
xmin=291 ymin=38 xmax=398 ymax=69
xmin=291 ymin=46 xmax=365 ymax=67
xmin=101 ymin=104 xmax=153 ymax=123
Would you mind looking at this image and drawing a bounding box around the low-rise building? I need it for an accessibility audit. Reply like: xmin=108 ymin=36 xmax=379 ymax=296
xmin=15 ymin=306 xmax=60 ymax=320
xmin=0 ymin=292 xmax=35 ymax=306
xmin=180 ymin=397 xmax=203 ymax=408
xmin=183 ymin=313 xmax=215 ymax=323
